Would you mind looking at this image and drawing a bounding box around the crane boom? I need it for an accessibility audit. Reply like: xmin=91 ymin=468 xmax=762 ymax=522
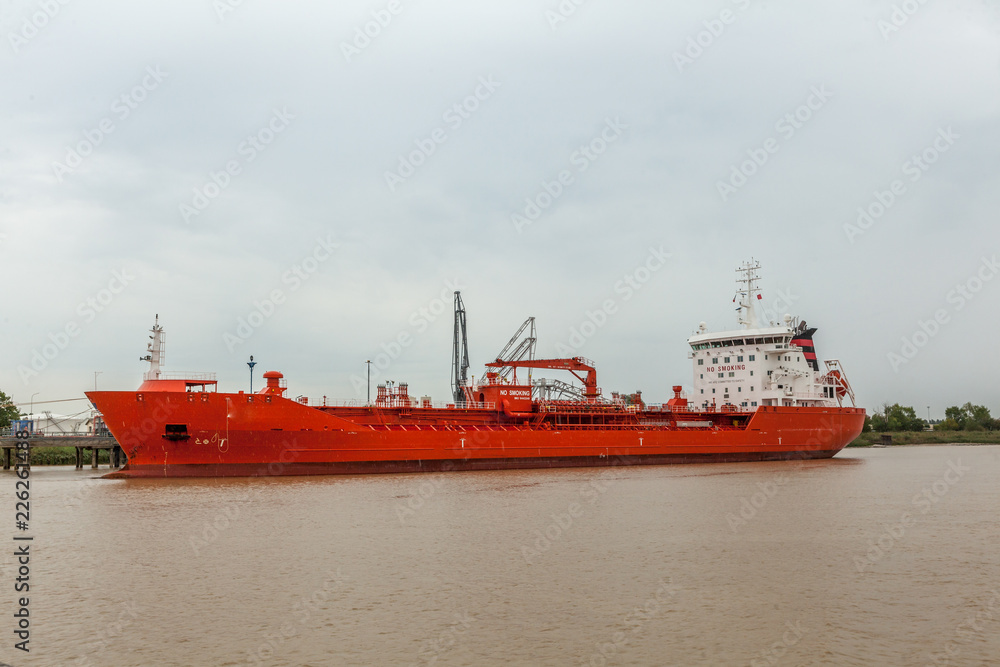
xmin=451 ymin=292 xmax=470 ymax=404
xmin=492 ymin=316 xmax=536 ymax=382
xmin=485 ymin=356 xmax=599 ymax=399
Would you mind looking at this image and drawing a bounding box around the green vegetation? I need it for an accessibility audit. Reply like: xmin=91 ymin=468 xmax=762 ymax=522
xmin=864 ymin=404 xmax=925 ymax=432
xmin=863 ymin=402 xmax=998 ymax=434
xmin=853 ymin=402 xmax=999 ymax=447
xmin=0 ymin=390 xmax=21 ymax=429
xmin=849 ymin=430 xmax=1000 ymax=447
xmin=937 ymin=403 xmax=1000 ymax=432
xmin=18 ymin=447 xmax=113 ymax=466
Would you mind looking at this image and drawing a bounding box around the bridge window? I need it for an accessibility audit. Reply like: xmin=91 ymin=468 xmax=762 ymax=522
xmin=712 ymin=358 xmax=718 ymax=364
xmin=729 ymin=372 xmax=735 ymax=377
xmin=718 ymin=373 xmax=724 ymax=378
xmin=724 ymin=356 xmax=730 ymax=363
xmin=698 ymin=359 xmax=703 ymax=365
xmin=749 ymin=355 xmax=755 ymax=361
xmin=737 ymin=355 xmax=743 ymax=362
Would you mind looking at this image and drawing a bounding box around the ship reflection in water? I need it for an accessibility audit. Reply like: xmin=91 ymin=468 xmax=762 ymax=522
xmin=7 ymin=445 xmax=1000 ymax=666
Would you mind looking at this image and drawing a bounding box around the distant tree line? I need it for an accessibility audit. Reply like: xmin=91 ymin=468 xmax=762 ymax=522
xmin=864 ymin=402 xmax=998 ymax=432
xmin=937 ymin=403 xmax=1000 ymax=431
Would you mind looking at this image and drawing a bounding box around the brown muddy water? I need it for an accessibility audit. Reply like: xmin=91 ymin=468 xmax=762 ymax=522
xmin=1 ymin=445 xmax=998 ymax=666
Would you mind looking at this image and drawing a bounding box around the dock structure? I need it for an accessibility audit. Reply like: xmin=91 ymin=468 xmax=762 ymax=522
xmin=0 ymin=436 xmax=124 ymax=470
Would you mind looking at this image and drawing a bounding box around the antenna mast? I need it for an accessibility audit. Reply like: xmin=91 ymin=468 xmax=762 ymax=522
xmin=139 ymin=314 xmax=165 ymax=380
xmin=735 ymin=260 xmax=762 ymax=329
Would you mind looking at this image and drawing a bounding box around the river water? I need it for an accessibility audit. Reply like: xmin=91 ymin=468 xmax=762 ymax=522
xmin=1 ymin=445 xmax=999 ymax=666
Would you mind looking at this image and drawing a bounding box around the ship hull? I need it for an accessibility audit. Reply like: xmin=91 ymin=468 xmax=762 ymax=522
xmin=107 ymin=451 xmax=845 ymax=478
xmin=87 ymin=391 xmax=865 ymax=479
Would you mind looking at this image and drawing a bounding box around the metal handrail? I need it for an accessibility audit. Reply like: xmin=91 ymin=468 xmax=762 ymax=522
xmin=143 ymin=371 xmax=218 ymax=382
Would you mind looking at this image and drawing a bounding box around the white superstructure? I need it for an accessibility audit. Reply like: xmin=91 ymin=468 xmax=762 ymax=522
xmin=687 ymin=261 xmax=854 ymax=410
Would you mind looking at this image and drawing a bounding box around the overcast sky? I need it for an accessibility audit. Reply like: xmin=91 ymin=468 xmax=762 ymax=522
xmin=2 ymin=0 xmax=998 ymax=419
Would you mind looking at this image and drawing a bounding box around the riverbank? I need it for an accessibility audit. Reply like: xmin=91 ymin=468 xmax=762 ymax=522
xmin=848 ymin=431 xmax=1000 ymax=447
xmin=23 ymin=446 xmax=113 ymax=465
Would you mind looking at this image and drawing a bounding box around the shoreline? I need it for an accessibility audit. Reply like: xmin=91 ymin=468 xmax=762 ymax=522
xmin=848 ymin=432 xmax=1000 ymax=448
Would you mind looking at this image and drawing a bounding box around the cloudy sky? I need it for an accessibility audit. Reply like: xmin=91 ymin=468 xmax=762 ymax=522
xmin=2 ymin=0 xmax=998 ymax=419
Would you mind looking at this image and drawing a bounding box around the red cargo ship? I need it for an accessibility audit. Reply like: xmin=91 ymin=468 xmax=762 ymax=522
xmin=87 ymin=262 xmax=864 ymax=478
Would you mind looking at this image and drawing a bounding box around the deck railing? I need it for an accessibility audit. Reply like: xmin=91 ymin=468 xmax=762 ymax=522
xmin=143 ymin=371 xmax=218 ymax=383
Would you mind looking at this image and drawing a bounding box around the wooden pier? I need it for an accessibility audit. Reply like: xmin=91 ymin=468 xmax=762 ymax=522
xmin=0 ymin=436 xmax=125 ymax=470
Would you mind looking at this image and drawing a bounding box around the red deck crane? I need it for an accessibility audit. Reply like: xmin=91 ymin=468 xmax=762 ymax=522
xmin=484 ymin=357 xmax=600 ymax=400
